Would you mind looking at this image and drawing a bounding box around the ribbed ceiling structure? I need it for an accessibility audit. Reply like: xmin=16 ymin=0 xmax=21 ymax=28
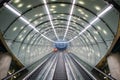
xmin=0 ymin=0 xmax=119 ymax=66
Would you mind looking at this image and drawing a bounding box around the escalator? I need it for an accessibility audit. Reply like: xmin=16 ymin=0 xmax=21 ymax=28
xmin=23 ymin=52 xmax=96 ymax=80
xmin=67 ymin=54 xmax=95 ymax=80
xmin=3 ymin=52 xmax=115 ymax=80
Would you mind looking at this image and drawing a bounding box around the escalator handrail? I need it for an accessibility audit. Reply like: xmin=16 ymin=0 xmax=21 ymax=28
xmin=42 ymin=54 xmax=58 ymax=80
xmin=64 ymin=54 xmax=77 ymax=80
xmin=70 ymin=55 xmax=97 ymax=80
xmin=2 ymin=53 xmax=53 ymax=80
xmin=23 ymin=53 xmax=54 ymax=80
xmin=70 ymin=53 xmax=116 ymax=80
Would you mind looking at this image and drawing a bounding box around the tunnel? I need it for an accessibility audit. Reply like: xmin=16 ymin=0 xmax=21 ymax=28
xmin=0 ymin=0 xmax=120 ymax=80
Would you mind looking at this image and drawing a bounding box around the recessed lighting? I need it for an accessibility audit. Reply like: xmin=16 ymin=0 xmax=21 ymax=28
xmin=60 ymin=4 xmax=66 ymax=7
xmin=28 ymin=19 xmax=32 ymax=22
xmin=95 ymin=6 xmax=101 ymax=11
xmin=51 ymin=5 xmax=56 ymax=8
xmin=97 ymin=26 xmax=101 ymax=30
xmin=53 ymin=11 xmax=56 ymax=13
xmin=85 ymin=14 xmax=88 ymax=17
xmin=13 ymin=76 xmax=16 ymax=78
xmin=78 ymin=9 xmax=82 ymax=12
xmin=83 ymin=17 xmax=86 ymax=20
xmin=94 ymin=36 xmax=97 ymax=40
xmin=34 ymin=21 xmax=39 ymax=25
xmin=39 ymin=13 xmax=43 ymax=16
xmin=14 ymin=0 xmax=20 ymax=3
xmin=78 ymin=18 xmax=81 ymax=21
xmin=60 ymin=14 xmax=65 ymax=16
xmin=88 ymin=53 xmax=91 ymax=56
xmin=20 ymin=37 xmax=24 ymax=41
xmin=34 ymin=14 xmax=39 ymax=17
xmin=20 ymin=26 xmax=24 ymax=29
xmin=97 ymin=53 xmax=100 ymax=57
xmin=93 ymin=31 xmax=98 ymax=34
xmin=50 ymin=8 xmax=54 ymax=11
xmin=22 ymin=46 xmax=25 ymax=50
xmin=23 ymin=30 xmax=26 ymax=33
xmin=17 ymin=3 xmax=23 ymax=8
xmin=26 ymin=4 xmax=32 ymax=8
xmin=18 ymin=35 xmax=22 ymax=39
xmin=57 ymin=15 xmax=60 ymax=17
xmin=81 ymin=11 xmax=84 ymax=15
xmin=13 ymin=27 xmax=17 ymax=31
xmin=8 ymin=72 xmax=12 ymax=75
xmin=79 ymin=1 xmax=85 ymax=5
xmin=81 ymin=23 xmax=84 ymax=25
xmin=73 ymin=17 xmax=76 ymax=19
xmin=103 ymin=30 xmax=107 ymax=35
xmin=51 ymin=0 xmax=56 ymax=1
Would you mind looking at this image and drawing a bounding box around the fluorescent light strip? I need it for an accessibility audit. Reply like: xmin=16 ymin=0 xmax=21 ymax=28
xmin=41 ymin=34 xmax=55 ymax=42
xmin=68 ymin=4 xmax=113 ymax=42
xmin=4 ymin=3 xmax=55 ymax=43
xmin=4 ymin=3 xmax=21 ymax=16
xmin=43 ymin=0 xmax=59 ymax=40
xmin=63 ymin=0 xmax=76 ymax=40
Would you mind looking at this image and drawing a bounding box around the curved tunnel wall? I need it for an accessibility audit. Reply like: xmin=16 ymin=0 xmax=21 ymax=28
xmin=0 ymin=0 xmax=119 ymax=66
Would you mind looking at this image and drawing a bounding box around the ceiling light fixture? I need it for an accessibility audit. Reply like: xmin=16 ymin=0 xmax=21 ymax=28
xmin=13 ymin=27 xmax=17 ymax=31
xmin=26 ymin=4 xmax=32 ymax=8
xmin=14 ymin=0 xmax=20 ymax=3
xmin=68 ymin=4 xmax=113 ymax=42
xmin=17 ymin=3 xmax=23 ymax=8
xmin=4 ymin=3 xmax=21 ymax=16
xmin=4 ymin=3 xmax=55 ymax=43
xmin=51 ymin=5 xmax=56 ymax=8
xmin=79 ymin=1 xmax=85 ymax=5
xmin=95 ymin=6 xmax=101 ymax=11
xmin=63 ymin=0 xmax=76 ymax=40
xmin=43 ymin=0 xmax=59 ymax=40
xmin=60 ymin=4 xmax=66 ymax=7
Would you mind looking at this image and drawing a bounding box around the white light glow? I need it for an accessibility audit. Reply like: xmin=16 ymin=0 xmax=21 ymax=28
xmin=4 ymin=3 xmax=55 ymax=43
xmin=41 ymin=34 xmax=55 ymax=42
xmin=13 ymin=27 xmax=17 ymax=31
xmin=53 ymin=11 xmax=57 ymax=13
xmin=39 ymin=13 xmax=43 ymax=16
xmin=79 ymin=1 xmax=85 ymax=5
xmin=14 ymin=0 xmax=20 ymax=3
xmin=20 ymin=26 xmax=24 ymax=29
xmin=51 ymin=5 xmax=56 ymax=8
xmin=103 ymin=30 xmax=107 ymax=35
xmin=27 ymin=5 xmax=32 ymax=8
xmin=20 ymin=17 xmax=30 ymax=24
xmin=18 ymin=35 xmax=22 ymax=39
xmin=43 ymin=0 xmax=59 ymax=40
xmin=17 ymin=3 xmax=23 ymax=8
xmin=85 ymin=14 xmax=88 ymax=17
xmin=68 ymin=4 xmax=113 ymax=42
xmin=60 ymin=4 xmax=66 ymax=7
xmin=97 ymin=26 xmax=101 ymax=30
xmin=63 ymin=0 xmax=76 ymax=40
xmin=95 ymin=6 xmax=101 ymax=11
xmin=34 ymin=14 xmax=39 ymax=17
xmin=4 ymin=3 xmax=21 ymax=16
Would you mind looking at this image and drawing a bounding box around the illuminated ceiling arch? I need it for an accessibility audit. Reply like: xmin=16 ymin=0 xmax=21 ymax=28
xmin=0 ymin=0 xmax=119 ymax=66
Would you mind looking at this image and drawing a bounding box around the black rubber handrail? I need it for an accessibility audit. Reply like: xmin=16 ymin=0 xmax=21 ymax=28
xmin=2 ymin=53 xmax=53 ymax=80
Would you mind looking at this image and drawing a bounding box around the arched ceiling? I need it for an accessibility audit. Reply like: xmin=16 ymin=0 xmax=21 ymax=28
xmin=0 ymin=0 xmax=119 ymax=66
